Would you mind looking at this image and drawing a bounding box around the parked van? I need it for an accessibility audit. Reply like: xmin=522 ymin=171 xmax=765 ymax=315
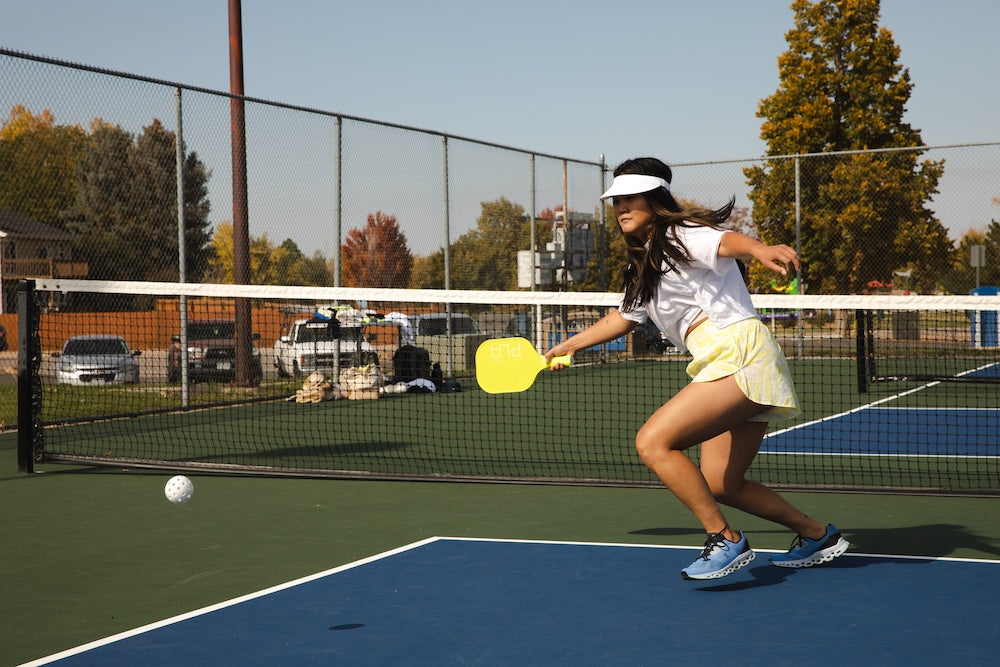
xmin=410 ymin=313 xmax=487 ymax=372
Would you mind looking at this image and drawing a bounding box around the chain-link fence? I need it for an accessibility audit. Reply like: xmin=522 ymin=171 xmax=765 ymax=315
xmin=673 ymin=145 xmax=1000 ymax=297
xmin=2 ymin=47 xmax=998 ymax=312
xmin=0 ymin=48 xmax=606 ymax=311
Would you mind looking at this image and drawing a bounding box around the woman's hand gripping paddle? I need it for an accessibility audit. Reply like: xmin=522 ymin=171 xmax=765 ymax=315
xmin=475 ymin=337 xmax=572 ymax=394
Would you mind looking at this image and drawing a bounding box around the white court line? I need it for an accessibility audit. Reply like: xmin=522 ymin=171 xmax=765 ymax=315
xmin=766 ymin=360 xmax=999 ymax=444
xmin=765 ymin=380 xmax=943 ymax=441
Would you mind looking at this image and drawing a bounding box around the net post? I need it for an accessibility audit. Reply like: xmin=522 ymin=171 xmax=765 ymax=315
xmin=864 ymin=309 xmax=877 ymax=383
xmin=16 ymin=279 xmax=40 ymax=473
xmin=855 ymin=308 xmax=869 ymax=393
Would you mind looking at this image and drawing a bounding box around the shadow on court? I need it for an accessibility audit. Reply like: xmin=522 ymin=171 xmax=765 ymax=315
xmin=844 ymin=522 xmax=1000 ymax=558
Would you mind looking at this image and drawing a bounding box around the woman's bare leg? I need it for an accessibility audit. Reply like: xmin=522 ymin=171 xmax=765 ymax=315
xmin=635 ymin=375 xmax=825 ymax=540
xmin=699 ymin=422 xmax=826 ymax=540
xmin=635 ymin=376 xmax=759 ymax=541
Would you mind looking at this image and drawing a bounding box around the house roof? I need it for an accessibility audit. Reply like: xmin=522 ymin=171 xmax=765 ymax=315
xmin=0 ymin=208 xmax=74 ymax=241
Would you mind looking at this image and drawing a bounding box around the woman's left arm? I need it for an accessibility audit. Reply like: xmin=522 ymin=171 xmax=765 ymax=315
xmin=718 ymin=231 xmax=800 ymax=276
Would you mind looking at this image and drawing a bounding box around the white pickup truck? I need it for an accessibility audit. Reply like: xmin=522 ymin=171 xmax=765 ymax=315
xmin=273 ymin=318 xmax=378 ymax=378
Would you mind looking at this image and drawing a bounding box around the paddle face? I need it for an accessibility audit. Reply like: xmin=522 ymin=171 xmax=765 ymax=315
xmin=475 ymin=337 xmax=571 ymax=394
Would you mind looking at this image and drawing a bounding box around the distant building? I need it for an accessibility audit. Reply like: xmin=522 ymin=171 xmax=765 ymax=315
xmin=518 ymin=211 xmax=594 ymax=288
xmin=0 ymin=209 xmax=88 ymax=312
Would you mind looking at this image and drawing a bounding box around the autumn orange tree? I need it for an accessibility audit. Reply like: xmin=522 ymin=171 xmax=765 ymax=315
xmin=341 ymin=211 xmax=413 ymax=288
xmin=746 ymin=0 xmax=953 ymax=294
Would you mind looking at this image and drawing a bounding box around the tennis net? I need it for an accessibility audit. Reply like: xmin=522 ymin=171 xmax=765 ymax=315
xmin=17 ymin=279 xmax=1000 ymax=494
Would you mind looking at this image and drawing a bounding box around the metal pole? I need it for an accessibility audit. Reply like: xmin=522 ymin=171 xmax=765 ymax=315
xmin=334 ymin=115 xmax=342 ymax=288
xmin=530 ymin=153 xmax=536 ymax=292
xmin=530 ymin=154 xmax=541 ymax=349
xmin=443 ymin=136 xmax=451 ymax=290
xmin=599 ymin=153 xmax=607 ymax=292
xmin=175 ymin=88 xmax=187 ymax=285
xmin=794 ymin=155 xmax=802 ymax=275
xmin=174 ymin=87 xmax=189 ymax=405
xmin=442 ymin=136 xmax=453 ymax=376
xmin=229 ymin=0 xmax=254 ymax=385
xmin=562 ymin=159 xmax=569 ymax=291
xmin=794 ymin=155 xmax=803 ymax=356
xmin=331 ymin=116 xmax=343 ymax=387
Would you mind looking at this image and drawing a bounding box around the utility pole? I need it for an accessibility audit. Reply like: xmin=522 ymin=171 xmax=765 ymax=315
xmin=229 ymin=0 xmax=255 ymax=386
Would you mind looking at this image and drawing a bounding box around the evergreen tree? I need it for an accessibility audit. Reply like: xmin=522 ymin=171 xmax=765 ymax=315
xmin=65 ymin=118 xmax=214 ymax=285
xmin=745 ymin=0 xmax=953 ymax=294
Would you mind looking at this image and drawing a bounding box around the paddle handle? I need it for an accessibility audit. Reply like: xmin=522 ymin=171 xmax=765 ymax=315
xmin=545 ymin=354 xmax=573 ymax=368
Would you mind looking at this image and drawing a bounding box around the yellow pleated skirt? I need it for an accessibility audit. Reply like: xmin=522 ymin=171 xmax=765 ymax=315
xmin=684 ymin=317 xmax=801 ymax=422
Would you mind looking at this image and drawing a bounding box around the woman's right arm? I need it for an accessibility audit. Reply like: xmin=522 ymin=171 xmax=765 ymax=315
xmin=544 ymin=310 xmax=636 ymax=368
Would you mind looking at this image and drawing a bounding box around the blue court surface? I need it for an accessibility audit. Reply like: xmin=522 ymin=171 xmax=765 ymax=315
xmin=27 ymin=537 xmax=1000 ymax=666
xmin=763 ymin=407 xmax=999 ymax=457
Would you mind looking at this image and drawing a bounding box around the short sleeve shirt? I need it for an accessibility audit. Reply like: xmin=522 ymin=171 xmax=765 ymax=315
xmin=618 ymin=227 xmax=758 ymax=352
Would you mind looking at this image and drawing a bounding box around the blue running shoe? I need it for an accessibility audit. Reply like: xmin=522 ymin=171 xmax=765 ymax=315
xmin=770 ymin=524 xmax=849 ymax=568
xmin=681 ymin=530 xmax=755 ymax=580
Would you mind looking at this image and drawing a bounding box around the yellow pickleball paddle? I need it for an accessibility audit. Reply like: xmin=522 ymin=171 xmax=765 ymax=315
xmin=475 ymin=337 xmax=572 ymax=394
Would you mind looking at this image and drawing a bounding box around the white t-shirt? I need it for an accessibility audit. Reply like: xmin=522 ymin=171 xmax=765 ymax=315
xmin=618 ymin=226 xmax=758 ymax=352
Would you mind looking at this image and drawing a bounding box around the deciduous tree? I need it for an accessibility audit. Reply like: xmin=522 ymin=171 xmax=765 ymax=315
xmin=410 ymin=198 xmax=553 ymax=290
xmin=341 ymin=211 xmax=412 ymax=288
xmin=0 ymin=106 xmax=85 ymax=227
xmin=943 ymin=224 xmax=1000 ymax=294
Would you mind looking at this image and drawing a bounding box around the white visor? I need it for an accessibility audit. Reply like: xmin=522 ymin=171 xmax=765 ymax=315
xmin=599 ymin=174 xmax=670 ymax=200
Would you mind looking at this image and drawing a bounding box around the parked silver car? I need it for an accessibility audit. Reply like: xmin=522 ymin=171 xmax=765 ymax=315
xmin=53 ymin=335 xmax=141 ymax=385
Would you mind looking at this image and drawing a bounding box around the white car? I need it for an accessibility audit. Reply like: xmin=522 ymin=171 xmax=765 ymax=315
xmin=274 ymin=318 xmax=378 ymax=377
xmin=53 ymin=335 xmax=141 ymax=385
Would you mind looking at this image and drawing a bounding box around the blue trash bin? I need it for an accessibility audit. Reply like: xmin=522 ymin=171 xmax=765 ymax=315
xmin=970 ymin=286 xmax=999 ymax=347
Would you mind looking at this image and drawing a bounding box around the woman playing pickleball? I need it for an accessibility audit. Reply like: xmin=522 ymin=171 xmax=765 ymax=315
xmin=545 ymin=157 xmax=848 ymax=580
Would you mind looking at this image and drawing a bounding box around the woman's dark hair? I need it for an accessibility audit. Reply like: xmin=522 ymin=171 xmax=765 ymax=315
xmin=613 ymin=157 xmax=735 ymax=310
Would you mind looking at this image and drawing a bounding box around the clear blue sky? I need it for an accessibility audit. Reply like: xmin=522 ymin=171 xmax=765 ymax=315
xmin=3 ymin=0 xmax=996 ymax=164
xmin=1 ymin=1 xmax=998 ymax=256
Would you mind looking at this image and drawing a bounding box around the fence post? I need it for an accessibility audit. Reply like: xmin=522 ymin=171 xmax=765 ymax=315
xmin=175 ymin=87 xmax=190 ymax=406
xmin=442 ymin=135 xmax=451 ymax=290
xmin=334 ymin=115 xmax=342 ymax=288
xmin=442 ymin=136 xmax=454 ymax=375
xmin=793 ymin=155 xmax=805 ymax=356
xmin=530 ymin=153 xmax=536 ymax=292
xmin=599 ymin=154 xmax=607 ymax=292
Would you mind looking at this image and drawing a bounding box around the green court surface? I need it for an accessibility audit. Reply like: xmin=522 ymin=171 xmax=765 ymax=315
xmin=2 ymin=433 xmax=999 ymax=666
